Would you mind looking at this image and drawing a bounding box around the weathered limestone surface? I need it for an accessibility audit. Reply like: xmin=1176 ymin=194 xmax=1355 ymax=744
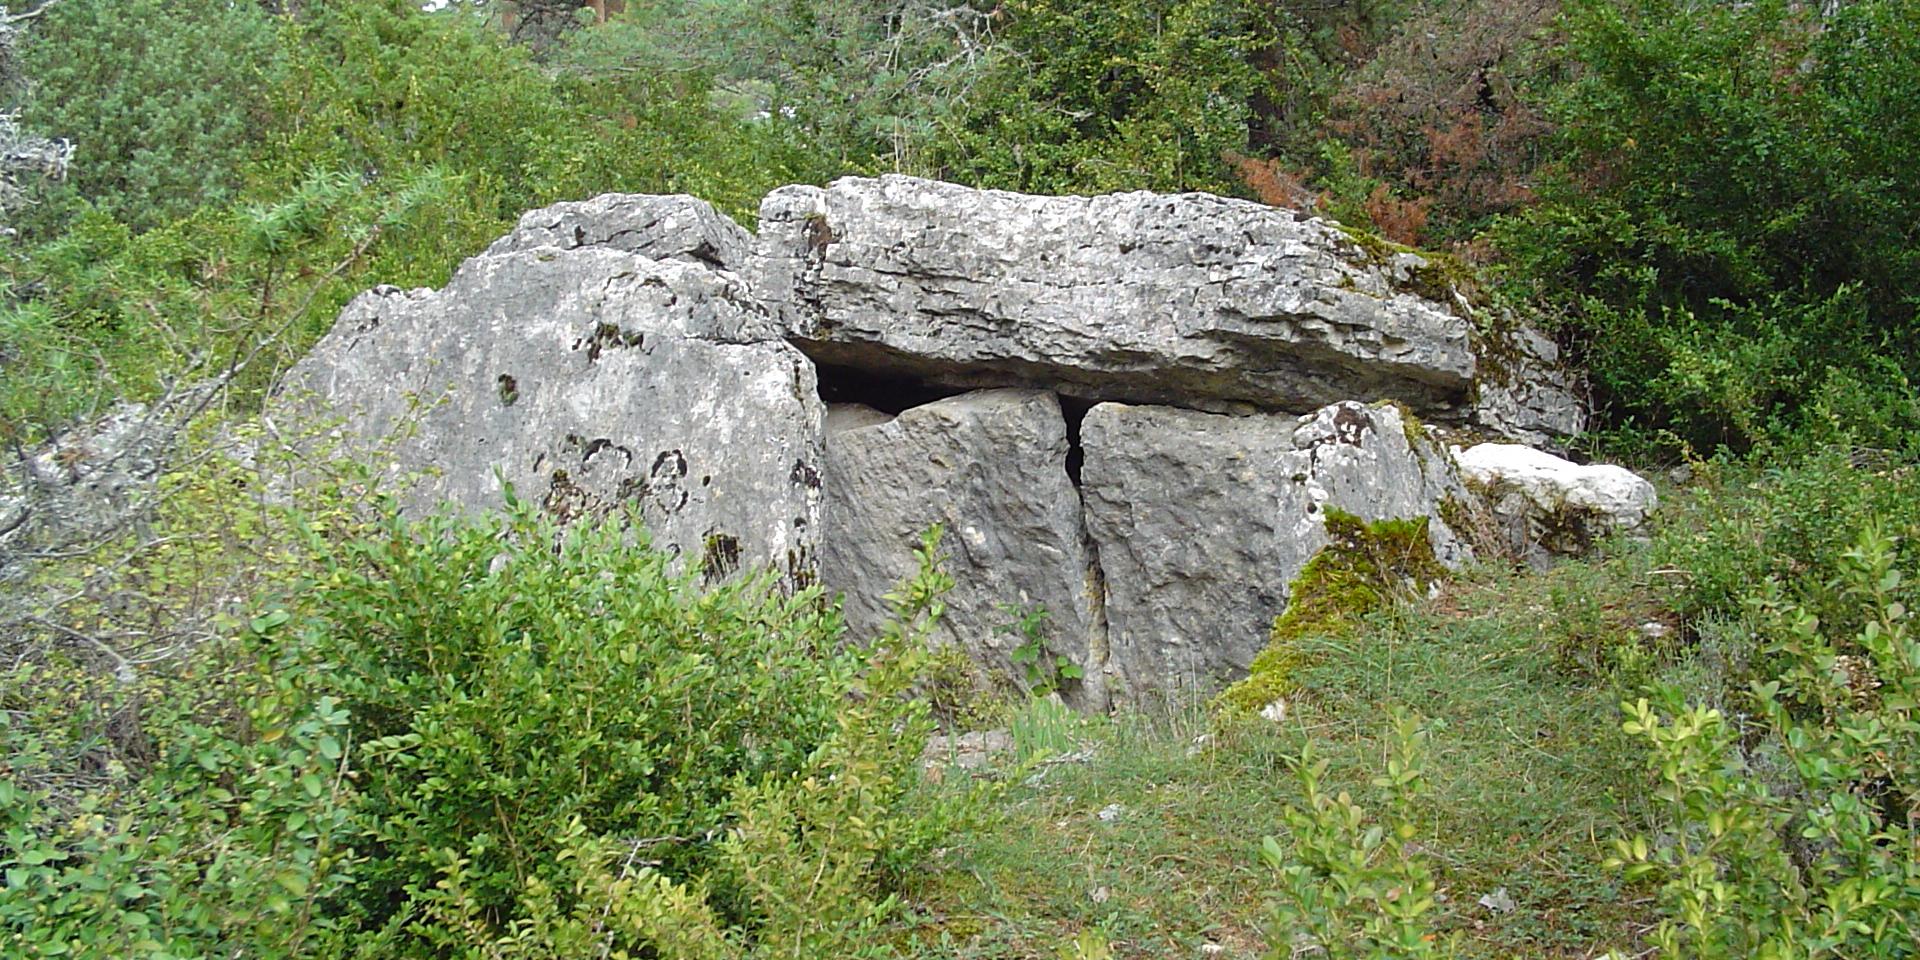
xmin=280 ymin=245 xmax=824 ymax=587
xmin=1081 ymin=400 xmax=1471 ymax=702
xmin=821 ymin=389 xmax=1106 ymax=708
xmin=1471 ymin=324 xmax=1588 ymax=449
xmin=486 ymin=193 xmax=754 ymax=273
xmin=755 ymin=175 xmax=1482 ymax=417
xmin=0 ymin=399 xmax=186 ymax=574
xmin=1455 ymin=442 xmax=1657 ymax=559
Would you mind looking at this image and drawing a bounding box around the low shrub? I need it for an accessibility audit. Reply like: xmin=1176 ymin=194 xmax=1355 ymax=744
xmin=1651 ymin=449 xmax=1920 ymax=634
xmin=1261 ymin=709 xmax=1455 ymax=960
xmin=3 ymin=442 xmax=961 ymax=956
xmin=1608 ymin=526 xmax=1920 ymax=958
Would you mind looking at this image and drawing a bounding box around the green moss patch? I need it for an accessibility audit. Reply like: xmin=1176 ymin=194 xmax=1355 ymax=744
xmin=1215 ymin=509 xmax=1444 ymax=714
xmin=1334 ymin=223 xmax=1485 ymax=310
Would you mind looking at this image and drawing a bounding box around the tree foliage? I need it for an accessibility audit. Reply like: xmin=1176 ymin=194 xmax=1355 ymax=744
xmin=927 ymin=0 xmax=1265 ymax=195
xmin=17 ymin=0 xmax=280 ymax=232
xmin=1497 ymin=0 xmax=1920 ymax=451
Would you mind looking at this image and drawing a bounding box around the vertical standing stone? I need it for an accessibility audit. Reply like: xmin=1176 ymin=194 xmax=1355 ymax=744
xmin=821 ymin=389 xmax=1107 ymax=709
xmin=1081 ymin=401 xmax=1471 ymax=704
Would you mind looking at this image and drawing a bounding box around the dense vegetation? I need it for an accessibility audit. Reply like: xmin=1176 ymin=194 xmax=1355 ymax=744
xmin=2 ymin=0 xmax=1917 ymax=956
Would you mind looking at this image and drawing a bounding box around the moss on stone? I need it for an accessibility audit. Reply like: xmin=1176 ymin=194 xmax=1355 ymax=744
xmin=1469 ymin=313 xmax=1527 ymax=394
xmin=1335 ymin=222 xmax=1408 ymax=264
xmin=1333 ymin=222 xmax=1487 ymax=314
xmin=1405 ymin=251 xmax=1483 ymax=308
xmin=1214 ymin=509 xmax=1443 ymax=714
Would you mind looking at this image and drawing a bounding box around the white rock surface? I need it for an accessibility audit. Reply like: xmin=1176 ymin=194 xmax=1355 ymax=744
xmin=1454 ymin=442 xmax=1657 ymax=556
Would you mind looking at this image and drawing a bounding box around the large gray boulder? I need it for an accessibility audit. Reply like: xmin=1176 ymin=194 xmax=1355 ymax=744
xmin=279 ymin=245 xmax=824 ymax=588
xmin=486 ymin=193 xmax=753 ymax=273
xmin=757 ymin=175 xmax=1518 ymax=422
xmin=821 ymin=389 xmax=1106 ymax=709
xmin=1081 ymin=400 xmax=1471 ymax=703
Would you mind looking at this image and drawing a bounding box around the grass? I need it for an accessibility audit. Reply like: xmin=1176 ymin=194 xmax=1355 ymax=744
xmin=900 ymin=542 xmax=1684 ymax=959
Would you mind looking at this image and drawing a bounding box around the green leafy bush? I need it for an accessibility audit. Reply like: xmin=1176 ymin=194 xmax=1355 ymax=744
xmin=1262 ymin=709 xmax=1455 ymax=959
xmin=0 ymin=167 xmax=460 ymax=436
xmin=1609 ymin=527 xmax=1920 ymax=957
xmin=3 ymin=420 xmax=962 ymax=957
xmin=0 ymin=420 xmax=384 ymax=958
xmin=267 ymin=502 xmax=957 ymax=955
xmin=1496 ymin=0 xmax=1920 ymax=450
xmin=1651 ymin=450 xmax=1920 ymax=633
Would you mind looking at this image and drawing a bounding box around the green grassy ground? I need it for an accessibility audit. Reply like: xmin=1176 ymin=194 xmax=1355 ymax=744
xmin=899 ymin=546 xmax=1683 ymax=959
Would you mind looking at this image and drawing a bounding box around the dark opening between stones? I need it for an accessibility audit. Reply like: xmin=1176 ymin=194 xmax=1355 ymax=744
xmin=1060 ymin=395 xmax=1094 ymax=489
xmin=812 ymin=361 xmax=967 ymax=415
xmin=813 ymin=361 xmax=1094 ymax=490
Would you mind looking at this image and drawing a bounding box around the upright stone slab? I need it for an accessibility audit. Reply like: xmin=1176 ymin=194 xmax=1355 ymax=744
xmin=821 ymin=389 xmax=1106 ymax=708
xmin=756 ymin=175 xmax=1480 ymax=416
xmin=279 ymin=245 xmax=824 ymax=588
xmin=1081 ymin=400 xmax=1470 ymax=703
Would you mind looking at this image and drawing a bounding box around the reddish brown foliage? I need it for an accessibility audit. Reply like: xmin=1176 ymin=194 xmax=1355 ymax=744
xmin=1327 ymin=0 xmax=1561 ymax=230
xmin=1225 ymin=150 xmax=1324 ymax=213
xmin=1362 ymin=184 xmax=1432 ymax=245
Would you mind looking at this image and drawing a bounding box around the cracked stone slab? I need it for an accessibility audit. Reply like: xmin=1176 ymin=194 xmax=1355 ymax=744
xmin=821 ymin=388 xmax=1108 ymax=710
xmin=278 ymin=246 xmax=823 ymax=588
xmin=754 ymin=174 xmax=1483 ymax=418
xmin=1081 ymin=400 xmax=1471 ymax=703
